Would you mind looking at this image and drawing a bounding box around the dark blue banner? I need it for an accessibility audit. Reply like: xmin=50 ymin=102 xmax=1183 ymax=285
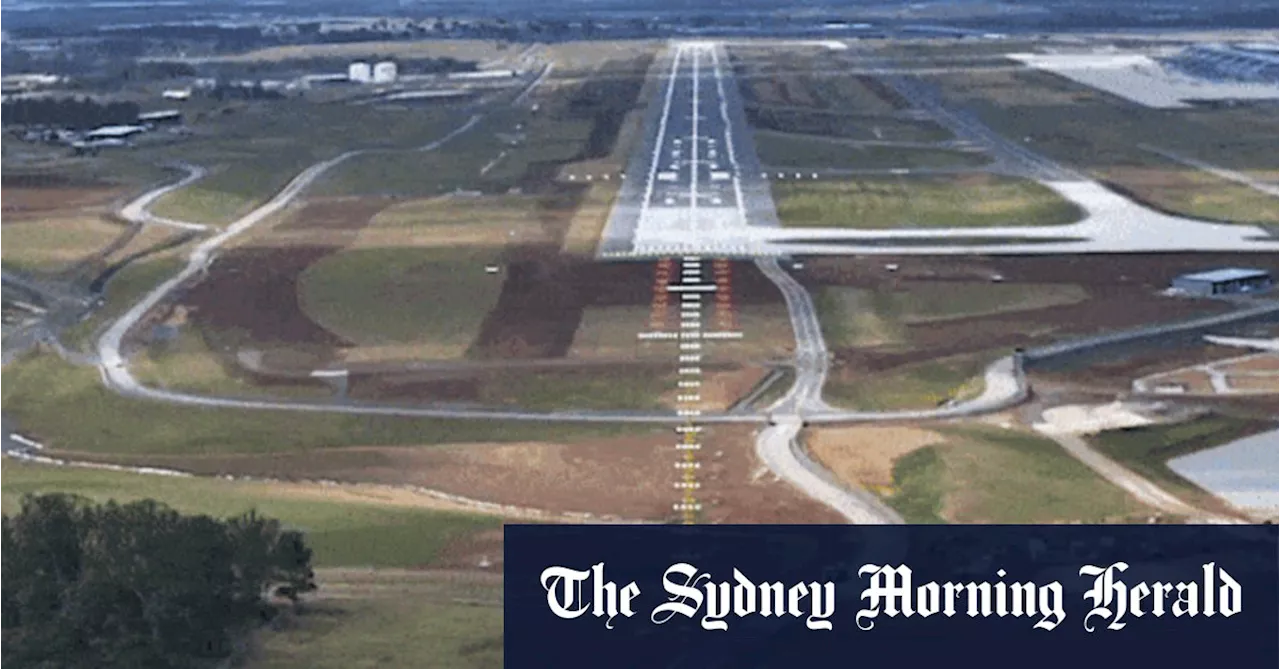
xmin=505 ymin=525 xmax=1278 ymax=668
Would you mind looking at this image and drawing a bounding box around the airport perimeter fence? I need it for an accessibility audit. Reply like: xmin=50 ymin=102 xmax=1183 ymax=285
xmin=1017 ymin=301 xmax=1279 ymax=372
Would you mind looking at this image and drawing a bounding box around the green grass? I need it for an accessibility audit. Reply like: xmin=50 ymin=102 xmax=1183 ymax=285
xmin=313 ymin=88 xmax=595 ymax=197
xmin=0 ymin=215 xmax=125 ymax=275
xmin=255 ymin=579 xmax=502 ymax=669
xmin=128 ymin=323 xmax=334 ymax=400
xmin=477 ymin=367 xmax=672 ymax=411
xmin=927 ymin=67 xmax=1278 ymax=224
xmin=878 ymin=426 xmax=1148 ymax=523
xmin=882 ymin=446 xmax=947 ymax=523
xmin=746 ymin=108 xmax=952 ymax=143
xmin=63 ymin=256 xmax=186 ymax=350
xmin=1098 ymin=167 xmax=1278 ymax=227
xmin=874 ymin=282 xmax=1089 ymax=325
xmin=774 ymin=174 xmax=1083 ymax=229
xmin=141 ymin=101 xmax=471 ymax=224
xmin=1 ymin=461 xmax=500 ymax=568
xmin=1089 ymin=415 xmax=1271 ymax=512
xmin=1 ymin=354 xmax=647 ymax=456
xmin=742 ymin=367 xmax=797 ymax=410
xmin=814 ymin=287 xmax=906 ymax=349
xmin=825 ymin=353 xmax=991 ymax=411
xmin=297 ymin=247 xmax=506 ymax=350
xmin=815 ymin=281 xmax=1087 ymax=352
xmin=754 ymin=132 xmax=990 ymax=170
xmin=313 ymin=112 xmax=513 ymax=198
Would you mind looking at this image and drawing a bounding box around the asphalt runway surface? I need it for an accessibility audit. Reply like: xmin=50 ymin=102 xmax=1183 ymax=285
xmin=598 ymin=42 xmax=780 ymax=259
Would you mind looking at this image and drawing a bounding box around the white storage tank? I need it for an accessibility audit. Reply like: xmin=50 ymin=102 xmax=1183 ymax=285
xmin=372 ymin=61 xmax=398 ymax=83
xmin=348 ymin=61 xmax=372 ymax=83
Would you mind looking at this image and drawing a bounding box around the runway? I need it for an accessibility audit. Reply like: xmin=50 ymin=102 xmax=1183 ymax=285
xmin=597 ymin=42 xmax=780 ymax=258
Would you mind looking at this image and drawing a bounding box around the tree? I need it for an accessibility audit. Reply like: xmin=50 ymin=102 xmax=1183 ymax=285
xmin=2 ymin=494 xmax=317 ymax=669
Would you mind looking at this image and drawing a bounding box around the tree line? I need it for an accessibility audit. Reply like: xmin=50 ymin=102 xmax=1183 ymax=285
xmin=2 ymin=493 xmax=316 ymax=669
xmin=1 ymin=96 xmax=141 ymax=130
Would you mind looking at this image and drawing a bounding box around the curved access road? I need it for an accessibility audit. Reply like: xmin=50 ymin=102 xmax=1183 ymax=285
xmin=84 ymin=53 xmax=1028 ymax=434
xmin=117 ymin=163 xmax=210 ymax=231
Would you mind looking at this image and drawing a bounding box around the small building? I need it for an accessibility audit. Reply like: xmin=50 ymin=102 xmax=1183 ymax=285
xmin=162 ymin=88 xmax=191 ymax=100
xmin=1170 ymin=268 xmax=1274 ymax=296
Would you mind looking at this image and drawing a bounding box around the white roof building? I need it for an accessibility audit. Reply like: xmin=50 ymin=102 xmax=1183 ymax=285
xmin=84 ymin=125 xmax=148 ymax=140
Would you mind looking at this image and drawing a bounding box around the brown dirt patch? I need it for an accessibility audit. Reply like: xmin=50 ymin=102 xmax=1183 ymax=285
xmin=807 ymin=253 xmax=1267 ymax=372
xmin=1227 ymin=375 xmax=1278 ymax=393
xmin=1 ymin=186 xmax=125 ymax=219
xmin=176 ymin=198 xmax=392 ymax=350
xmin=1143 ymin=369 xmax=1218 ymax=393
xmin=806 ymin=426 xmax=944 ymax=490
xmin=1217 ymin=354 xmax=1278 ymax=374
xmin=802 ymin=253 xmax=1280 ymax=290
xmin=661 ymin=365 xmax=770 ymax=412
xmin=470 ymin=257 xmax=785 ymax=360
xmin=275 ymin=196 xmax=391 ymax=232
xmin=344 ymin=359 xmax=676 ymax=407
xmin=181 ymin=245 xmax=349 ymax=347
xmin=1030 ymin=344 xmax=1253 ymax=394
xmin=433 ymin=528 xmax=506 ymax=571
xmin=78 ymin=427 xmax=843 ymax=523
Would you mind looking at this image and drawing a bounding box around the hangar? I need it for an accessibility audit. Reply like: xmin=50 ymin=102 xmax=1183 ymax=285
xmin=1170 ymin=268 xmax=1273 ymax=296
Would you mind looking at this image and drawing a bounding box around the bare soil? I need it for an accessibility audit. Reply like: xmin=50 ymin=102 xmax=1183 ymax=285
xmin=1 ymin=186 xmax=125 ymax=219
xmin=71 ymin=426 xmax=844 ymax=524
xmin=275 ymin=196 xmax=394 ymax=232
xmin=806 ymin=425 xmax=943 ymax=489
xmin=470 ymin=258 xmax=785 ymax=359
xmin=183 ymin=245 xmax=351 ymax=347
xmin=804 ymin=253 xmax=1272 ymax=372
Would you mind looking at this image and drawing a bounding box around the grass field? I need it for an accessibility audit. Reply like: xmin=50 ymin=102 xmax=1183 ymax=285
xmin=560 ymin=183 xmax=620 ymax=256
xmin=253 ymin=572 xmax=502 ymax=669
xmin=774 ymin=174 xmax=1083 ymax=229
xmin=476 ymin=366 xmax=672 ymax=411
xmin=143 ymin=102 xmax=467 ymax=224
xmin=1097 ymin=166 xmax=1278 ymax=227
xmin=316 ymin=56 xmax=644 ymax=199
xmin=881 ymin=426 xmax=1149 ymax=523
xmin=814 ymin=281 xmax=1088 ymax=352
xmin=0 ymin=215 xmax=125 ymax=274
xmin=815 ymin=287 xmax=907 ymax=349
xmin=312 ymin=112 xmax=515 ymax=198
xmin=353 ymin=193 xmax=560 ymax=250
xmin=298 ymin=246 xmax=507 ymax=358
xmin=129 ymin=323 xmax=334 ymax=399
xmin=746 ymin=107 xmax=952 ymax=143
xmin=754 ymin=132 xmax=990 ymax=170
xmin=1 ymin=354 xmax=645 ymax=456
xmin=63 ymin=256 xmax=186 ymax=350
xmin=816 ymin=283 xmax=1089 ymax=345
xmin=567 ymin=303 xmax=795 ymax=362
xmin=824 ymin=352 xmax=992 ymax=411
xmin=927 ymin=68 xmax=1278 ymax=225
xmin=1 ymin=462 xmax=500 ymax=568
xmin=1089 ymin=415 xmax=1272 ymax=512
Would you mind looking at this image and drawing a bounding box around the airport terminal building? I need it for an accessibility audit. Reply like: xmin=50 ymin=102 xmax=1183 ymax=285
xmin=1170 ymin=268 xmax=1274 ymax=296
